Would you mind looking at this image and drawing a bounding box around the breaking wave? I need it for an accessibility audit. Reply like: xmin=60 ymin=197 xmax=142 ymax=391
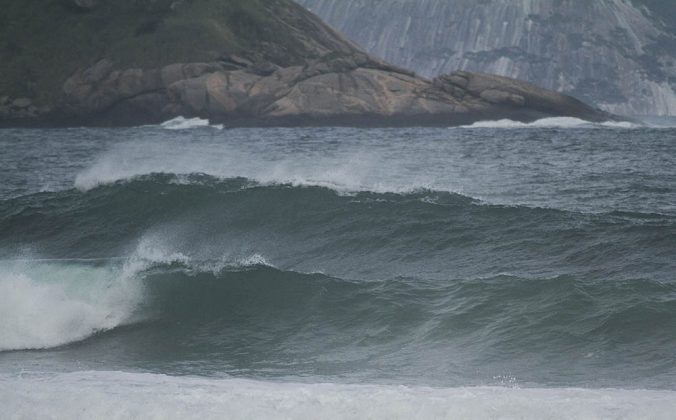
xmin=0 ymin=243 xmax=275 ymax=351
xmin=457 ymin=117 xmax=641 ymax=129
xmin=160 ymin=116 xmax=224 ymax=130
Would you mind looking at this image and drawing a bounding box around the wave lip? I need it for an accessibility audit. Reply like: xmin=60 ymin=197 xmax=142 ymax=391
xmin=0 ymin=242 xmax=277 ymax=352
xmin=2 ymin=371 xmax=676 ymax=420
xmin=457 ymin=117 xmax=641 ymax=129
xmin=160 ymin=116 xmax=224 ymax=130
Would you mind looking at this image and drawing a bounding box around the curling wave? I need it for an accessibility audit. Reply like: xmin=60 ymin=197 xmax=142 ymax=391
xmin=3 ymin=251 xmax=676 ymax=361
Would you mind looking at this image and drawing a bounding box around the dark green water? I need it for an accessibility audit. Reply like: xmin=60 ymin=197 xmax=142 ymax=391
xmin=1 ymin=118 xmax=675 ymax=417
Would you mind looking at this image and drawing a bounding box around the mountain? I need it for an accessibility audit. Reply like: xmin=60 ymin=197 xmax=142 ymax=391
xmin=297 ymin=0 xmax=676 ymax=116
xmin=0 ymin=0 xmax=612 ymax=126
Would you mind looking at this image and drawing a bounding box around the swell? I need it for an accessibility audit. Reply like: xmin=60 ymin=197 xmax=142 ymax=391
xmin=0 ymin=174 xmax=673 ymax=282
xmin=4 ymin=258 xmax=676 ymax=388
xmin=142 ymin=264 xmax=676 ymax=347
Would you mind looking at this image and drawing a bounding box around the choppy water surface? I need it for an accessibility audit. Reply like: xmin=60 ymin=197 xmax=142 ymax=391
xmin=1 ymin=118 xmax=675 ymax=418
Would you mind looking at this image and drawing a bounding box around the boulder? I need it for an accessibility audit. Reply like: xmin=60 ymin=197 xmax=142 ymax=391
xmin=12 ymin=98 xmax=32 ymax=109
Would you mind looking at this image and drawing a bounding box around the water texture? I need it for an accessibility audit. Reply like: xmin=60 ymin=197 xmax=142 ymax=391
xmin=1 ymin=119 xmax=675 ymax=418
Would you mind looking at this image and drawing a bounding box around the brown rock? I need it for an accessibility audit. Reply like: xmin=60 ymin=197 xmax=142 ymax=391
xmin=54 ymin=55 xmax=614 ymax=126
xmin=161 ymin=64 xmax=187 ymax=87
xmin=480 ymin=89 xmax=514 ymax=104
xmin=169 ymin=75 xmax=210 ymax=113
xmin=83 ymin=59 xmax=114 ymax=84
xmin=184 ymin=63 xmax=221 ymax=79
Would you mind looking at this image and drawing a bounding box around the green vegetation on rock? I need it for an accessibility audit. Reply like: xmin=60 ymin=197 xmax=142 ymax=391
xmin=0 ymin=0 xmax=346 ymax=104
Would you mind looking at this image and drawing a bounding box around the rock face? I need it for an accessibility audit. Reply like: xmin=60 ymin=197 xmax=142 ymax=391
xmin=298 ymin=0 xmax=676 ymax=116
xmin=0 ymin=0 xmax=613 ymax=126
xmin=59 ymin=56 xmax=610 ymax=126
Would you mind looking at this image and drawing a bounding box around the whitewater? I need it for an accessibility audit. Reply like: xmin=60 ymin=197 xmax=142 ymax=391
xmin=1 ymin=120 xmax=675 ymax=419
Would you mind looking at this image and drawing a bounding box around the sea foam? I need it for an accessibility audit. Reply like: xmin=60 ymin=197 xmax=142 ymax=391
xmin=0 ymin=261 xmax=142 ymax=351
xmin=0 ymin=241 xmax=274 ymax=351
xmin=457 ymin=117 xmax=641 ymax=129
xmin=1 ymin=371 xmax=675 ymax=420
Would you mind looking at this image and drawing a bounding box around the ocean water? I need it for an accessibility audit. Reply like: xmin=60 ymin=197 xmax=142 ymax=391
xmin=1 ymin=117 xmax=675 ymax=418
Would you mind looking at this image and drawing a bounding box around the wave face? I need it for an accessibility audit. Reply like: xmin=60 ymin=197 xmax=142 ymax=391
xmin=1 ymin=175 xmax=675 ymax=388
xmin=1 ymin=125 xmax=676 ymax=410
xmin=2 ymin=175 xmax=674 ymax=283
xmin=3 ymin=259 xmax=676 ymax=388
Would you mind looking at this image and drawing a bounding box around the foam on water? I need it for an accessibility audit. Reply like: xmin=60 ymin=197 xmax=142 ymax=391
xmin=0 ymin=261 xmax=142 ymax=351
xmin=160 ymin=116 xmax=224 ymax=130
xmin=73 ymin=143 xmax=435 ymax=195
xmin=0 ymin=238 xmax=275 ymax=351
xmin=458 ymin=117 xmax=641 ymax=129
xmin=1 ymin=371 xmax=675 ymax=420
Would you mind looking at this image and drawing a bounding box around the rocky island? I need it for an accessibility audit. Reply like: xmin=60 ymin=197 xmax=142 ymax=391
xmin=0 ymin=0 xmax=615 ymax=127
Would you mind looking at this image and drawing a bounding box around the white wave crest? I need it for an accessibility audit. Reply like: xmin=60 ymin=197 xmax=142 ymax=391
xmin=458 ymin=117 xmax=641 ymax=129
xmin=160 ymin=116 xmax=224 ymax=130
xmin=0 ymin=261 xmax=143 ymax=351
xmin=2 ymin=371 xmax=675 ymax=420
xmin=0 ymin=240 xmax=274 ymax=352
xmin=72 ymin=142 xmax=440 ymax=195
xmin=132 ymin=234 xmax=274 ymax=273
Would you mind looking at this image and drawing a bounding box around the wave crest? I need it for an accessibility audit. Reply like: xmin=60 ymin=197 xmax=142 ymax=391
xmin=457 ymin=117 xmax=641 ymax=129
xmin=0 ymin=237 xmax=276 ymax=352
xmin=0 ymin=261 xmax=142 ymax=351
xmin=160 ymin=116 xmax=224 ymax=130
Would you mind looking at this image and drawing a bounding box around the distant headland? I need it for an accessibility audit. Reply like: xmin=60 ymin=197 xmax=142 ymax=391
xmin=0 ymin=0 xmax=615 ymax=127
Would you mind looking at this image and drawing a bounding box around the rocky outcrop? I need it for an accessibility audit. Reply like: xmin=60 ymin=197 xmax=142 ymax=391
xmin=0 ymin=96 xmax=47 ymax=120
xmin=53 ymin=55 xmax=611 ymax=126
xmin=298 ymin=0 xmax=676 ymax=116
xmin=0 ymin=0 xmax=614 ymax=127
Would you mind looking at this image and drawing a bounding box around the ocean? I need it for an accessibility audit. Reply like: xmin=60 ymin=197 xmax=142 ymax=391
xmin=1 ymin=117 xmax=675 ymax=418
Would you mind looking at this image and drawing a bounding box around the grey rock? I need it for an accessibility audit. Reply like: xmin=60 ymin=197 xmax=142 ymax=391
xmin=12 ymin=98 xmax=32 ymax=109
xmin=71 ymin=0 xmax=98 ymax=9
xmin=161 ymin=64 xmax=187 ymax=87
xmin=298 ymin=0 xmax=676 ymax=116
xmin=0 ymin=96 xmax=9 ymax=106
xmin=83 ymin=59 xmax=114 ymax=84
xmin=183 ymin=63 xmax=221 ymax=79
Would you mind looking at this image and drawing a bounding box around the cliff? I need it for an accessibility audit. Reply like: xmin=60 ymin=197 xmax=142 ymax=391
xmin=298 ymin=0 xmax=676 ymax=116
xmin=0 ymin=0 xmax=613 ymax=126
